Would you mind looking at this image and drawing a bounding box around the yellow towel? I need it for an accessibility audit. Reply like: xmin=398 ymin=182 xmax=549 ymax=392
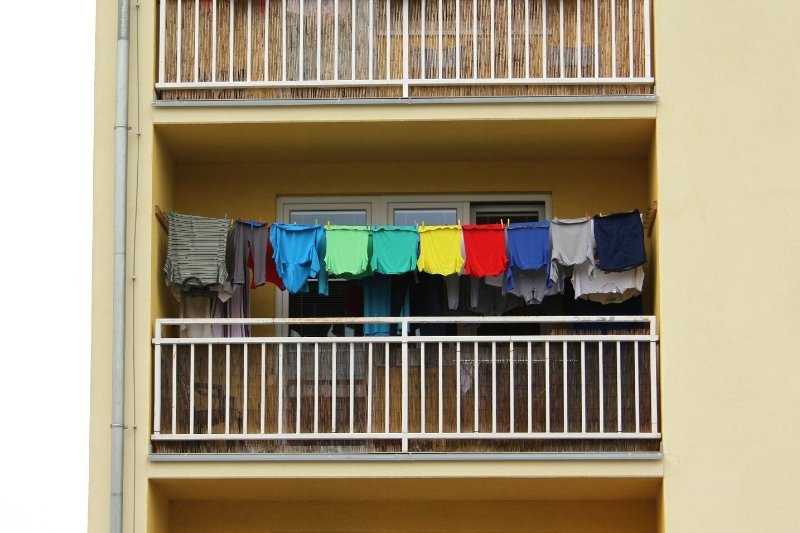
xmin=416 ymin=225 xmax=464 ymax=276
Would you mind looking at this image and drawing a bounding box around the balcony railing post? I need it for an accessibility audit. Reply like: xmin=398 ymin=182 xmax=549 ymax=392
xmin=158 ymin=0 xmax=166 ymax=83
xmin=650 ymin=315 xmax=659 ymax=434
xmin=153 ymin=324 xmax=162 ymax=435
xmin=402 ymin=0 xmax=409 ymax=97
xmin=644 ymin=0 xmax=652 ymax=79
xmin=401 ymin=317 xmax=409 ymax=451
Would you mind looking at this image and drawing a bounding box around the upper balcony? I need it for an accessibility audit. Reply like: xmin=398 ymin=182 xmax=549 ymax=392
xmin=156 ymin=0 xmax=653 ymax=102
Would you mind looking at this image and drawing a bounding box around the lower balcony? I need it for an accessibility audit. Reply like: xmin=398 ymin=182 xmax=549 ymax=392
xmin=152 ymin=315 xmax=659 ymax=455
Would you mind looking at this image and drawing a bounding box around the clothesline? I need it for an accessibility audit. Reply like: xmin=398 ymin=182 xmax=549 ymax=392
xmin=154 ymin=203 xmax=658 ymax=236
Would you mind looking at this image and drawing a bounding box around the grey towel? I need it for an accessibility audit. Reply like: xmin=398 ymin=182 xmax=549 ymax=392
xmin=164 ymin=212 xmax=229 ymax=288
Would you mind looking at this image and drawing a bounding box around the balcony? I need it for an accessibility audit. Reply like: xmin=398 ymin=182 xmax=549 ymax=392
xmin=152 ymin=315 xmax=659 ymax=455
xmin=156 ymin=0 xmax=654 ymax=101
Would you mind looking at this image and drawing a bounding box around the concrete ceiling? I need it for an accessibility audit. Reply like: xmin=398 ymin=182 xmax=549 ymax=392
xmin=151 ymin=476 xmax=661 ymax=502
xmin=155 ymin=118 xmax=654 ymax=164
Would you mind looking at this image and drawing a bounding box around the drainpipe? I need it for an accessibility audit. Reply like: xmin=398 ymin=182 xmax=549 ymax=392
xmin=111 ymin=1 xmax=130 ymax=532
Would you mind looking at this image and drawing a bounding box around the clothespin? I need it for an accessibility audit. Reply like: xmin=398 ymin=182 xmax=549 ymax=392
xmin=326 ymin=220 xmax=331 ymax=229
xmin=457 ymin=218 xmax=461 ymax=226
xmin=421 ymin=221 xmax=425 ymax=229
xmin=507 ymin=218 xmax=510 ymax=226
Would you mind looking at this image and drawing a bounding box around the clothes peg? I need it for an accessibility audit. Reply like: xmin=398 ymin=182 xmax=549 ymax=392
xmin=507 ymin=219 xmax=510 ymax=226
xmin=457 ymin=219 xmax=461 ymax=226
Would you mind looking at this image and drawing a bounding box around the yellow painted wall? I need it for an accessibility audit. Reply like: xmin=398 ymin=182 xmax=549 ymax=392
xmin=647 ymin=134 xmax=659 ymax=317
xmin=654 ymin=1 xmax=800 ymax=531
xmin=173 ymin=159 xmax=649 ymax=219
xmin=152 ymin=131 xmax=178 ymax=324
xmin=148 ymin=486 xmax=170 ymax=533
xmin=168 ymin=499 xmax=656 ymax=533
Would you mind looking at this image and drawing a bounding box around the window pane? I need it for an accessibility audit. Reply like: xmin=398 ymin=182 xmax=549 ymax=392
xmin=289 ymin=210 xmax=368 ymax=226
xmin=475 ymin=211 xmax=540 ymax=224
xmin=393 ymin=208 xmax=457 ymax=226
xmin=472 ymin=202 xmax=545 ymax=224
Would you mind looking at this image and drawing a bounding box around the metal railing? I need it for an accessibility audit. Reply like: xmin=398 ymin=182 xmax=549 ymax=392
xmin=156 ymin=0 xmax=653 ymax=98
xmin=152 ymin=316 xmax=659 ymax=451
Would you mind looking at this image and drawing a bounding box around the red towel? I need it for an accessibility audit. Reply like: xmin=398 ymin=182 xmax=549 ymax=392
xmin=462 ymin=224 xmax=508 ymax=277
xmin=248 ymin=225 xmax=285 ymax=290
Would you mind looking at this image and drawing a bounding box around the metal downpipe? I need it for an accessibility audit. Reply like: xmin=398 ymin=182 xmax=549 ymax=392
xmin=111 ymin=1 xmax=130 ymax=532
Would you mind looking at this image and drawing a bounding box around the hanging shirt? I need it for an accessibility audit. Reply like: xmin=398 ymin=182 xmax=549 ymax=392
xmin=572 ymin=262 xmax=645 ymax=304
xmin=505 ymin=221 xmax=551 ymax=292
xmin=370 ymin=226 xmax=419 ymax=275
xmin=469 ymin=278 xmax=526 ymax=317
xmin=417 ymin=225 xmax=465 ymax=276
xmin=462 ymin=224 xmax=508 ymax=278
xmin=269 ymin=223 xmax=328 ymax=295
xmin=230 ymin=220 xmax=269 ymax=288
xmin=593 ymin=210 xmax=646 ymax=272
xmin=179 ymin=293 xmax=212 ymax=339
xmin=507 ymin=268 xmax=561 ymax=305
xmin=362 ymin=275 xmax=393 ymax=336
xmin=549 ymin=218 xmax=595 ymax=286
xmin=265 ymin=226 xmax=285 ymax=290
xmin=324 ymin=225 xmax=372 ymax=277
xmin=506 ymin=221 xmax=550 ymax=268
xmin=409 ymin=273 xmax=447 ymax=336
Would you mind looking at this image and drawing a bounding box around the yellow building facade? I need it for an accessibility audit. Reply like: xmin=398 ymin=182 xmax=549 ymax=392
xmin=91 ymin=1 xmax=800 ymax=531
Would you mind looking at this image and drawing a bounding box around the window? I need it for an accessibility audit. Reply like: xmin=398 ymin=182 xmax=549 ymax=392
xmin=276 ymin=194 xmax=551 ymax=327
xmin=471 ymin=202 xmax=546 ymax=225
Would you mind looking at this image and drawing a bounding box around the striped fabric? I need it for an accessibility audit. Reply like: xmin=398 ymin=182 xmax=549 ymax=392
xmin=164 ymin=212 xmax=229 ymax=288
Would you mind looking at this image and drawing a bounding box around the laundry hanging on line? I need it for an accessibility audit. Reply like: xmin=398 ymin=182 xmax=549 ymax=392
xmin=163 ymin=210 xmax=649 ymax=337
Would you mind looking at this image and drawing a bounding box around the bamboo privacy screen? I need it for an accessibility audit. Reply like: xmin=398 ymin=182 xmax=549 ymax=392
xmin=157 ymin=0 xmax=653 ymax=100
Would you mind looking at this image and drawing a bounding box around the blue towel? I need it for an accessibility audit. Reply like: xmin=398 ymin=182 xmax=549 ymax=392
xmin=593 ymin=210 xmax=646 ymax=272
xmin=505 ymin=221 xmax=550 ymax=290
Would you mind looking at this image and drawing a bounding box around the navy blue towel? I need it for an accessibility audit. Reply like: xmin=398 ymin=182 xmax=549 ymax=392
xmin=593 ymin=210 xmax=646 ymax=272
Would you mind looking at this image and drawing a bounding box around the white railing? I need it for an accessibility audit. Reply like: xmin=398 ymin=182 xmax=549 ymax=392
xmin=156 ymin=0 xmax=653 ymax=97
xmin=152 ymin=316 xmax=659 ymax=450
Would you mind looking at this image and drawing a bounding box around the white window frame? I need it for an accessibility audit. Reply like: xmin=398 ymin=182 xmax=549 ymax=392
xmin=275 ymin=193 xmax=551 ymax=321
